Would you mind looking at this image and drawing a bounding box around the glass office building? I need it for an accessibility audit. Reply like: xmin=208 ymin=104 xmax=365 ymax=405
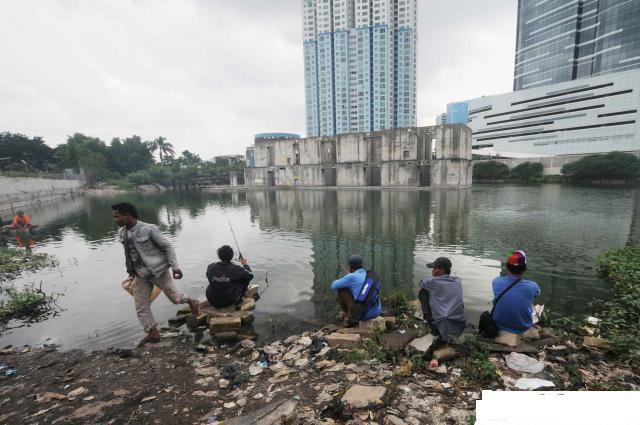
xmin=514 ymin=0 xmax=640 ymax=91
xmin=302 ymin=0 xmax=417 ymax=137
xmin=446 ymin=102 xmax=469 ymax=125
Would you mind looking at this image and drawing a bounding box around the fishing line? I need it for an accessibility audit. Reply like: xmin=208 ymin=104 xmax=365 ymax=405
xmin=216 ymin=191 xmax=243 ymax=260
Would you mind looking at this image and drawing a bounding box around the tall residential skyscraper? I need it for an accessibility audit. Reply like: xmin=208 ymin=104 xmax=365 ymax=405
xmin=514 ymin=0 xmax=640 ymax=91
xmin=302 ymin=0 xmax=417 ymax=137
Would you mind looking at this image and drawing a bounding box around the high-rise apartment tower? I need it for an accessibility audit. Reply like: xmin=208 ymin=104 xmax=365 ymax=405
xmin=303 ymin=0 xmax=417 ymax=137
xmin=514 ymin=0 xmax=640 ymax=90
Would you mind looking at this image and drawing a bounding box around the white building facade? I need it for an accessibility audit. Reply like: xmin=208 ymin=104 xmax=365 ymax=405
xmin=467 ymin=69 xmax=640 ymax=156
xmin=302 ymin=0 xmax=417 ymax=137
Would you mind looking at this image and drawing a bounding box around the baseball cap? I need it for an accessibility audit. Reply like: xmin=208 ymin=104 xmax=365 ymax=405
xmin=348 ymin=254 xmax=363 ymax=268
xmin=427 ymin=257 xmax=452 ymax=270
xmin=507 ymin=250 xmax=527 ymax=267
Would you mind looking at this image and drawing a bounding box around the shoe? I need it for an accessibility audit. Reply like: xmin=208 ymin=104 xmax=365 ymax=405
xmin=138 ymin=330 xmax=161 ymax=347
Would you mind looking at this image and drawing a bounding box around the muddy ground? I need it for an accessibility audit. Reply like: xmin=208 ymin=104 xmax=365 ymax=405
xmin=0 ymin=321 xmax=638 ymax=425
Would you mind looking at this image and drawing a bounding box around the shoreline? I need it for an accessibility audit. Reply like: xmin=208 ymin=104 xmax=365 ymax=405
xmin=0 ymin=313 xmax=637 ymax=424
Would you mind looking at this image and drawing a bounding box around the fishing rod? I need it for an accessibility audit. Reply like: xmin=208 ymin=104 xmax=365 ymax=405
xmin=216 ymin=191 xmax=243 ymax=260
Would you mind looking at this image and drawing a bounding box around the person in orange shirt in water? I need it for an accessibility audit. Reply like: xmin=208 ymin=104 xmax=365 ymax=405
xmin=11 ymin=211 xmax=34 ymax=230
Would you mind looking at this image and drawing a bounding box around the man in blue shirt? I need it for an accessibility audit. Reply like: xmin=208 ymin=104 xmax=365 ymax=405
xmin=331 ymin=254 xmax=382 ymax=324
xmin=491 ymin=250 xmax=541 ymax=336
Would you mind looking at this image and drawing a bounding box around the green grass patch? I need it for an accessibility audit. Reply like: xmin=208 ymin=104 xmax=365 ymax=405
xmin=382 ymin=289 xmax=419 ymax=328
xmin=0 ymin=282 xmax=62 ymax=323
xmin=596 ymin=245 xmax=640 ymax=362
xmin=0 ymin=248 xmax=58 ymax=283
xmin=455 ymin=335 xmax=499 ymax=386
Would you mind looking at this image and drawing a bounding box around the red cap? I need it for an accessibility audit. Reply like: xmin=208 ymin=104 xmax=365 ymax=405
xmin=507 ymin=250 xmax=527 ymax=267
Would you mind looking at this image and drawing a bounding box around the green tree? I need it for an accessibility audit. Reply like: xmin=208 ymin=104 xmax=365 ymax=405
xmin=511 ymin=161 xmax=543 ymax=182
xmin=146 ymin=137 xmax=175 ymax=164
xmin=0 ymin=132 xmax=54 ymax=171
xmin=126 ymin=170 xmax=152 ymax=185
xmin=473 ymin=160 xmax=509 ymax=180
xmin=108 ymin=136 xmax=154 ymax=175
xmin=54 ymin=133 xmax=109 ymax=181
xmin=561 ymin=151 xmax=640 ymax=181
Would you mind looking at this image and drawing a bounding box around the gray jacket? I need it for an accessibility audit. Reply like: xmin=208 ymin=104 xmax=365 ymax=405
xmin=118 ymin=220 xmax=180 ymax=278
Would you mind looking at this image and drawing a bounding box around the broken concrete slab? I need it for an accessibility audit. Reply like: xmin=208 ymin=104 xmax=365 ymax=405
xmin=336 ymin=327 xmax=375 ymax=339
xmin=583 ymin=336 xmax=610 ymax=348
xmin=213 ymin=332 xmax=240 ymax=343
xmin=325 ymin=333 xmax=361 ymax=349
xmin=505 ymin=352 xmax=544 ymax=374
xmin=238 ymin=297 xmax=256 ymax=311
xmin=186 ymin=313 xmax=208 ymax=329
xmin=221 ymin=399 xmax=297 ymax=425
xmin=407 ymin=335 xmax=435 ymax=354
xmin=383 ymin=316 xmax=396 ymax=330
xmin=244 ymin=284 xmax=260 ymax=300
xmin=209 ymin=316 xmax=242 ymax=334
xmin=359 ymin=316 xmax=386 ymax=332
xmin=379 ymin=329 xmax=419 ymax=350
xmin=515 ymin=378 xmax=555 ymax=390
xmin=341 ymin=384 xmax=386 ymax=409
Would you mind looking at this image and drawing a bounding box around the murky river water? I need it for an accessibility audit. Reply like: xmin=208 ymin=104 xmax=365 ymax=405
xmin=1 ymin=185 xmax=639 ymax=350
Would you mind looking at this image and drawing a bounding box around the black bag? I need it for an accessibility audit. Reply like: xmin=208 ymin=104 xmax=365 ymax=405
xmin=478 ymin=278 xmax=521 ymax=338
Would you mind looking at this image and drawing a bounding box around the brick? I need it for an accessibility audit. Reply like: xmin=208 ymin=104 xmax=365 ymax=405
xmin=337 ymin=327 xmax=375 ymax=339
xmin=213 ymin=332 xmax=239 ymax=343
xmin=359 ymin=316 xmax=386 ymax=332
xmin=238 ymin=298 xmax=256 ymax=311
xmin=244 ymin=285 xmax=260 ymax=300
xmin=186 ymin=313 xmax=208 ymax=329
xmin=210 ymin=316 xmax=242 ymax=334
xmin=325 ymin=332 xmax=361 ymax=349
xmin=383 ymin=316 xmax=396 ymax=331
xmin=207 ymin=311 xmax=254 ymax=326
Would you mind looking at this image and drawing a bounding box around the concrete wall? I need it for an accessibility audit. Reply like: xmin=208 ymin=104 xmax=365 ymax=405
xmin=0 ymin=176 xmax=83 ymax=212
xmin=247 ymin=125 xmax=472 ymax=188
xmin=474 ymin=150 xmax=640 ymax=176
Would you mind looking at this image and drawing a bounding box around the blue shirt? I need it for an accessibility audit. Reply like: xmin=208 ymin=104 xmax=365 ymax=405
xmin=331 ymin=269 xmax=382 ymax=320
xmin=491 ymin=275 xmax=540 ymax=334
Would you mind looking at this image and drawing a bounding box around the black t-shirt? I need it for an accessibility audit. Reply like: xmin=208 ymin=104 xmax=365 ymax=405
xmin=205 ymin=262 xmax=253 ymax=308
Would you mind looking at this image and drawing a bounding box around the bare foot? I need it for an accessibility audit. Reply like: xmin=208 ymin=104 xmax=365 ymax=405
xmin=187 ymin=299 xmax=200 ymax=316
xmin=138 ymin=328 xmax=161 ymax=347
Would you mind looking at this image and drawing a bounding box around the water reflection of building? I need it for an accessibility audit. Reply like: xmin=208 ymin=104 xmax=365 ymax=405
xmin=246 ymin=189 xmax=471 ymax=320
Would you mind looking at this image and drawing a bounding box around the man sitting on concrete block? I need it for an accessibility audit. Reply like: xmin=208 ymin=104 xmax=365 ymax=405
xmin=491 ymin=251 xmax=541 ymax=347
xmin=206 ymin=245 xmax=254 ymax=309
xmin=330 ymin=254 xmax=382 ymax=326
xmin=419 ymin=257 xmax=466 ymax=342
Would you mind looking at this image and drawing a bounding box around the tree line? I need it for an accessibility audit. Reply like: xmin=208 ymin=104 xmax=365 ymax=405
xmin=473 ymin=151 xmax=640 ymax=183
xmin=0 ymin=132 xmax=244 ymax=186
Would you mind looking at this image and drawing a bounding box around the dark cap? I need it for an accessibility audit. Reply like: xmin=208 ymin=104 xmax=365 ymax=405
xmin=348 ymin=254 xmax=363 ymax=268
xmin=427 ymin=257 xmax=452 ymax=270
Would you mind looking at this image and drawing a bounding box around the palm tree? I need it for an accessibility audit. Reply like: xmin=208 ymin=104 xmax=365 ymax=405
xmin=155 ymin=137 xmax=175 ymax=164
xmin=146 ymin=137 xmax=175 ymax=165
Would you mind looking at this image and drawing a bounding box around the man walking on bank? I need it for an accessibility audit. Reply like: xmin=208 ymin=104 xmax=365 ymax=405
xmin=112 ymin=202 xmax=199 ymax=345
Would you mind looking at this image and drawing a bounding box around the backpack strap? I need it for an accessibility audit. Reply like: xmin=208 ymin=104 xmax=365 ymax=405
xmin=356 ymin=270 xmax=380 ymax=307
xmin=490 ymin=277 xmax=522 ymax=318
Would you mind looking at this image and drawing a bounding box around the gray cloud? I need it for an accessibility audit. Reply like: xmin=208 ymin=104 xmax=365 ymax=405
xmin=0 ymin=0 xmax=516 ymax=158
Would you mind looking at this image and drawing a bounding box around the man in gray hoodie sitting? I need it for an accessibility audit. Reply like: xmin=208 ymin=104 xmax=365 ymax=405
xmin=418 ymin=257 xmax=466 ymax=342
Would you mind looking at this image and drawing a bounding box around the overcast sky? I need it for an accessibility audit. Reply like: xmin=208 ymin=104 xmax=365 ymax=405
xmin=0 ymin=0 xmax=517 ymax=159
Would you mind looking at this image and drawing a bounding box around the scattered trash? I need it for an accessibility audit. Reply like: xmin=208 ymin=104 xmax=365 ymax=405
xmin=141 ymin=395 xmax=157 ymax=403
xmin=107 ymin=348 xmax=134 ymax=359
xmin=586 ymin=316 xmax=601 ymax=326
xmin=3 ymin=368 xmax=17 ymax=376
xmin=505 ymin=352 xmax=544 ymax=374
xmin=258 ymin=360 xmax=268 ymax=368
xmin=515 ymin=378 xmax=555 ymax=390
